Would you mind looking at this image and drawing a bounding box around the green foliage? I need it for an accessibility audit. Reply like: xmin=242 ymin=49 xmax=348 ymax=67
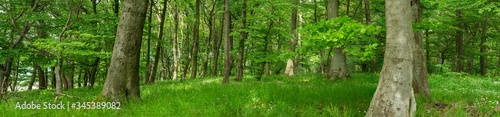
xmin=301 ymin=17 xmax=382 ymax=61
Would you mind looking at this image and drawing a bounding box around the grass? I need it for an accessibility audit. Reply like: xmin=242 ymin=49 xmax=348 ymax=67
xmin=0 ymin=73 xmax=499 ymax=116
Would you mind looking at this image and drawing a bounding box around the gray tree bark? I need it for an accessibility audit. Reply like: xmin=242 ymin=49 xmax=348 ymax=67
xmin=327 ymin=0 xmax=349 ymax=80
xmin=411 ymin=0 xmax=431 ymax=101
xmin=366 ymin=0 xmax=416 ymax=116
xmin=172 ymin=2 xmax=179 ymax=80
xmin=99 ymin=0 xmax=148 ymax=102
xmin=284 ymin=0 xmax=299 ymax=77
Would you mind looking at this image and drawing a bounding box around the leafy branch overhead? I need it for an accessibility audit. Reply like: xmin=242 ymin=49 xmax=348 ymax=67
xmin=301 ymin=16 xmax=382 ymax=61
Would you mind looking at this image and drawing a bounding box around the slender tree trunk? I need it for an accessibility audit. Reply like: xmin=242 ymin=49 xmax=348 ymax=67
xmin=65 ymin=61 xmax=75 ymax=89
xmin=89 ymin=58 xmax=99 ymax=89
xmin=235 ymin=0 xmax=247 ymax=81
xmin=83 ymin=70 xmax=88 ymax=87
xmin=99 ymin=0 xmax=148 ymax=102
xmin=36 ymin=64 xmax=47 ymax=90
xmin=172 ymin=3 xmax=179 ymax=80
xmin=366 ymin=0 xmax=416 ymax=116
xmin=479 ymin=14 xmax=488 ymax=76
xmin=144 ymin=0 xmax=153 ymax=84
xmin=51 ymin=67 xmax=56 ymax=89
xmin=455 ymin=10 xmax=464 ymax=72
xmin=411 ymin=0 xmax=431 ymax=101
xmin=148 ymin=0 xmax=168 ymax=84
xmin=114 ymin=0 xmax=119 ymax=16
xmin=284 ymin=0 xmax=299 ymax=77
xmin=222 ymin=0 xmax=231 ymax=84
xmin=0 ymin=65 xmax=4 ymax=98
xmin=191 ymin=0 xmax=201 ymax=79
xmin=28 ymin=62 xmax=37 ymax=90
xmin=55 ymin=60 xmax=63 ymax=93
xmin=365 ymin=0 xmax=377 ymax=73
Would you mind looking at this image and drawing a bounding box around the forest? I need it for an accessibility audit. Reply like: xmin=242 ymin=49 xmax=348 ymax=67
xmin=0 ymin=0 xmax=499 ymax=116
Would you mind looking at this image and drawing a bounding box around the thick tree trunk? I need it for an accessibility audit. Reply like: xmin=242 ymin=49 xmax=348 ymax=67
xmin=222 ymin=0 xmax=231 ymax=84
xmin=455 ymin=10 xmax=464 ymax=72
xmin=411 ymin=0 xmax=431 ymax=101
xmin=284 ymin=0 xmax=299 ymax=77
xmin=147 ymin=0 xmax=167 ymax=84
xmin=366 ymin=0 xmax=416 ymax=116
xmin=480 ymin=14 xmax=488 ymax=76
xmin=235 ymin=0 xmax=247 ymax=81
xmin=191 ymin=0 xmax=201 ymax=79
xmin=99 ymin=0 xmax=148 ymax=102
xmin=326 ymin=0 xmax=349 ymax=79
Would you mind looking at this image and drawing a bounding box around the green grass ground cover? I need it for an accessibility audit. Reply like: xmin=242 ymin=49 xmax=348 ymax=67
xmin=1 ymin=73 xmax=499 ymax=116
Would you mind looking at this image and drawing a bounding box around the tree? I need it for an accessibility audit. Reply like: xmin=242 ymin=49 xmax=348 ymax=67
xmin=284 ymin=0 xmax=299 ymax=77
xmin=222 ymin=0 xmax=231 ymax=84
xmin=327 ymin=0 xmax=349 ymax=80
xmin=235 ymin=0 xmax=247 ymax=81
xmin=147 ymin=0 xmax=168 ymax=84
xmin=480 ymin=14 xmax=488 ymax=76
xmin=191 ymin=0 xmax=201 ymax=79
xmin=411 ymin=0 xmax=431 ymax=101
xmin=366 ymin=0 xmax=416 ymax=116
xmin=98 ymin=0 xmax=148 ymax=102
xmin=172 ymin=0 xmax=179 ymax=80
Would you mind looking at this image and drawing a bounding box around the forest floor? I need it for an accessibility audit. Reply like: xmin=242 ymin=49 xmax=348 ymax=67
xmin=1 ymin=73 xmax=499 ymax=116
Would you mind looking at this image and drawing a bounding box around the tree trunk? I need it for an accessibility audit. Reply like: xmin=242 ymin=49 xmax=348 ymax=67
xmin=172 ymin=3 xmax=179 ymax=80
xmin=147 ymin=0 xmax=167 ymax=84
xmin=213 ymin=13 xmax=224 ymax=76
xmin=284 ymin=0 xmax=299 ymax=77
xmin=99 ymin=0 xmax=148 ymax=102
xmin=65 ymin=61 xmax=75 ymax=89
xmin=191 ymin=0 xmax=201 ymax=79
xmin=411 ymin=0 xmax=431 ymax=101
xmin=235 ymin=0 xmax=247 ymax=81
xmin=455 ymin=10 xmax=464 ymax=72
xmin=0 ymin=65 xmax=4 ymax=98
xmin=144 ymin=0 xmax=153 ymax=84
xmin=222 ymin=0 xmax=231 ymax=84
xmin=51 ymin=67 xmax=56 ymax=89
xmin=89 ymin=58 xmax=99 ymax=89
xmin=365 ymin=0 xmax=377 ymax=73
xmin=366 ymin=0 xmax=416 ymax=116
xmin=28 ymin=62 xmax=37 ymax=90
xmin=55 ymin=60 xmax=63 ymax=94
xmin=36 ymin=64 xmax=47 ymax=90
xmin=327 ymin=0 xmax=349 ymax=79
xmin=479 ymin=14 xmax=488 ymax=76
